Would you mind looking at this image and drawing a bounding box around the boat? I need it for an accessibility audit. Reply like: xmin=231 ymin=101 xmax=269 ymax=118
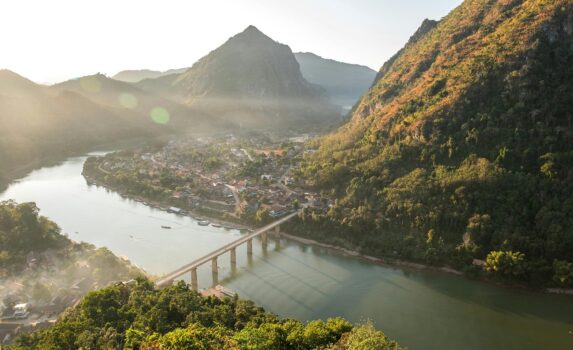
xmin=161 ymin=226 xmax=171 ymax=229
xmin=211 ymin=223 xmax=222 ymax=228
xmin=198 ymin=220 xmax=210 ymax=226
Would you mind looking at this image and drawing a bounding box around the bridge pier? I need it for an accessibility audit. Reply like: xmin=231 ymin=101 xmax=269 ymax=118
xmin=191 ymin=268 xmax=198 ymax=291
xmin=230 ymin=247 xmax=236 ymax=268
xmin=275 ymin=225 xmax=280 ymax=237
xmin=212 ymin=271 xmax=219 ymax=286
xmin=211 ymin=256 xmax=218 ymax=273
xmin=154 ymin=211 xmax=299 ymax=289
xmin=247 ymin=239 xmax=253 ymax=255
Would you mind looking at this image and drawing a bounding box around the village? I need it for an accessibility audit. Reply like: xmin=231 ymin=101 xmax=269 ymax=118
xmin=0 ymin=245 xmax=141 ymax=344
xmin=83 ymin=133 xmax=333 ymax=225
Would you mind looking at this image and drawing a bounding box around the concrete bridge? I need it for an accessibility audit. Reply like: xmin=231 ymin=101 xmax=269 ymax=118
xmin=155 ymin=211 xmax=300 ymax=289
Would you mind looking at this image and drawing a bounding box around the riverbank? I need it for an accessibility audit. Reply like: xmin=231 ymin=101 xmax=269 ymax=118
xmin=82 ymin=162 xmax=573 ymax=297
xmin=83 ymin=173 xmax=251 ymax=232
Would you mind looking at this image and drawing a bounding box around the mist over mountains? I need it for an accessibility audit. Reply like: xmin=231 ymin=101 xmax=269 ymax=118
xmin=0 ymin=26 xmax=353 ymax=182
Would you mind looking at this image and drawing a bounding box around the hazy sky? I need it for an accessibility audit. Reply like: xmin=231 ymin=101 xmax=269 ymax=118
xmin=1 ymin=0 xmax=462 ymax=84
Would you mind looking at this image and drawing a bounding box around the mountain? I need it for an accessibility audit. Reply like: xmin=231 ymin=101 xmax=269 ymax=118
xmin=0 ymin=71 xmax=224 ymax=185
xmin=112 ymin=67 xmax=188 ymax=83
xmin=137 ymin=25 xmax=338 ymax=128
xmin=294 ymin=52 xmax=377 ymax=108
xmin=301 ymin=0 xmax=573 ymax=286
xmin=120 ymin=52 xmax=376 ymax=110
xmin=0 ymin=71 xmax=145 ymax=181
xmin=0 ymin=69 xmax=44 ymax=97
xmin=51 ymin=73 xmax=218 ymax=131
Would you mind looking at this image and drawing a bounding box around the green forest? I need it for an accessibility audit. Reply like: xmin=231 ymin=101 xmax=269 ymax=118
xmin=297 ymin=0 xmax=573 ymax=288
xmin=0 ymin=201 xmax=69 ymax=276
xmin=11 ymin=279 xmax=402 ymax=350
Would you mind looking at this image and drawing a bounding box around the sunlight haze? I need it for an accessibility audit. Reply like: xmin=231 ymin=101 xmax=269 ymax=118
xmin=1 ymin=0 xmax=462 ymax=83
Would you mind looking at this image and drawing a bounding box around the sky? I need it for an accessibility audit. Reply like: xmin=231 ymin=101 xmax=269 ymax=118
xmin=1 ymin=0 xmax=462 ymax=84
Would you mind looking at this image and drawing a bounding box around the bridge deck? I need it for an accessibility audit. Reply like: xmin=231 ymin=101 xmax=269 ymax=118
xmin=155 ymin=211 xmax=299 ymax=287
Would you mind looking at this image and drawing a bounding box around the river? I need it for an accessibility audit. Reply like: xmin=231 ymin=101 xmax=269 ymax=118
xmin=1 ymin=153 xmax=572 ymax=350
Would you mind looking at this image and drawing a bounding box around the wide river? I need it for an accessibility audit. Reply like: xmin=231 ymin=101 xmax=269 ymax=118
xmin=1 ymin=154 xmax=572 ymax=349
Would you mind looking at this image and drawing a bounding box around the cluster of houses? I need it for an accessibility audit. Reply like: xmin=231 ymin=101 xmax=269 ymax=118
xmin=95 ymin=135 xmax=331 ymax=218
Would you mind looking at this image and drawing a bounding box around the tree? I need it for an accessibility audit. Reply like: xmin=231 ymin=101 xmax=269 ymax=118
xmin=552 ymin=260 xmax=573 ymax=287
xmin=336 ymin=321 xmax=404 ymax=350
xmin=255 ymin=208 xmax=270 ymax=224
xmin=485 ymin=251 xmax=526 ymax=279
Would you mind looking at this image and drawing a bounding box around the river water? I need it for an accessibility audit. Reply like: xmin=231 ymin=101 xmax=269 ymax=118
xmin=1 ymin=154 xmax=572 ymax=350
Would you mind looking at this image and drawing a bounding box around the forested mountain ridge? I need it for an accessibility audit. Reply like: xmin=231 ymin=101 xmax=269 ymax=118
xmin=300 ymin=0 xmax=573 ymax=287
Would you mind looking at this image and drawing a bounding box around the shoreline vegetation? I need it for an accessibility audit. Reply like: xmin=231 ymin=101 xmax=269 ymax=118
xmin=82 ymin=166 xmax=573 ymax=297
xmin=10 ymin=278 xmax=404 ymax=350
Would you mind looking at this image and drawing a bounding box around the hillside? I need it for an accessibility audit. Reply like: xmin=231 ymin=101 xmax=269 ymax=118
xmin=137 ymin=26 xmax=338 ymax=128
xmin=52 ymin=73 xmax=220 ymax=131
xmin=0 ymin=71 xmax=143 ymax=183
xmin=0 ymin=201 xmax=142 ymax=335
xmin=0 ymin=71 xmax=227 ymax=186
xmin=294 ymin=52 xmax=377 ymax=108
xmin=10 ymin=279 xmax=402 ymax=350
xmin=112 ymin=67 xmax=187 ymax=83
xmin=300 ymin=0 xmax=573 ymax=287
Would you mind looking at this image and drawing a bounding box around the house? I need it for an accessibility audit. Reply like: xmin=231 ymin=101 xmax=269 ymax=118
xmin=261 ymin=174 xmax=273 ymax=181
xmin=13 ymin=304 xmax=29 ymax=319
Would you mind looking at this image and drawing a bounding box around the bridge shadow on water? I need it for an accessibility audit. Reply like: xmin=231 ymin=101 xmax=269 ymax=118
xmin=218 ymin=262 xmax=316 ymax=313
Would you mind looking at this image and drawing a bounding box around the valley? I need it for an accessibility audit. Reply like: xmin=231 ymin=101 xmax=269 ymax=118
xmin=1 ymin=153 xmax=572 ymax=349
xmin=2 ymin=0 xmax=573 ymax=348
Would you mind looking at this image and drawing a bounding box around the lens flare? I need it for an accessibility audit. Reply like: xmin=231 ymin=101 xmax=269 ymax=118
xmin=79 ymin=76 xmax=101 ymax=93
xmin=119 ymin=93 xmax=138 ymax=109
xmin=150 ymin=107 xmax=170 ymax=124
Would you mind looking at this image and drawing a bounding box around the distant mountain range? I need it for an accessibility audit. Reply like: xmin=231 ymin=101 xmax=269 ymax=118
xmin=293 ymin=52 xmax=376 ymax=108
xmin=0 ymin=70 xmax=217 ymax=184
xmin=112 ymin=68 xmax=188 ymax=84
xmin=113 ymin=47 xmax=376 ymax=110
xmin=1 ymin=25 xmax=366 ymax=181
xmin=132 ymin=26 xmax=338 ymax=127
